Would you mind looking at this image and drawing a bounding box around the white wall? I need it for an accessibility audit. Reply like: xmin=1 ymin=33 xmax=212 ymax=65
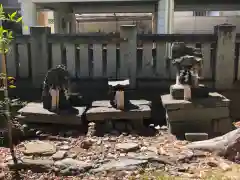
xmin=75 ymin=16 xmax=240 ymax=34
xmin=174 ymin=16 xmax=240 ymax=34
xmin=46 ymin=10 xmax=240 ymax=34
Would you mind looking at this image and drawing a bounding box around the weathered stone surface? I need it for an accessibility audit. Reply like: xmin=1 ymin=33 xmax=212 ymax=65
xmin=168 ymin=120 xmax=212 ymax=137
xmin=91 ymin=100 xmax=151 ymax=108
xmin=161 ymin=92 xmax=230 ymax=111
xmin=18 ymin=103 xmax=86 ymax=125
xmin=170 ymin=84 xmax=184 ymax=100
xmin=170 ymin=84 xmax=210 ymax=100
xmin=167 ymin=107 xmax=229 ymax=122
xmin=52 ymin=151 xmax=67 ymax=160
xmin=86 ymin=101 xmax=151 ymax=121
xmin=7 ymin=158 xmax=54 ymax=172
xmin=54 ymin=158 xmax=92 ymax=172
xmin=126 ymin=152 xmax=175 ymax=165
xmin=212 ymin=118 xmax=233 ymax=135
xmin=91 ymin=157 xmax=148 ymax=172
xmin=23 ymin=141 xmax=56 ymax=155
xmin=116 ymin=143 xmax=139 ymax=152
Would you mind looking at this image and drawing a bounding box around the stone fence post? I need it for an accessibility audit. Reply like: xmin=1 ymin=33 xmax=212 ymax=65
xmin=30 ymin=26 xmax=51 ymax=88
xmin=214 ymin=24 xmax=236 ymax=89
xmin=119 ymin=25 xmax=137 ymax=88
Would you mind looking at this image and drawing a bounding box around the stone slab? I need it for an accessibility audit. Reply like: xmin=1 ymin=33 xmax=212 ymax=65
xmin=86 ymin=100 xmax=151 ymax=121
xmin=17 ymin=102 xmax=86 ymax=125
xmin=161 ymin=92 xmax=230 ymax=111
xmin=167 ymin=106 xmax=229 ymax=122
xmin=91 ymin=100 xmax=151 ymax=107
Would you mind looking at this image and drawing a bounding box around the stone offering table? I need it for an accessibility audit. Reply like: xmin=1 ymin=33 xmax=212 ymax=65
xmin=17 ymin=103 xmax=86 ymax=125
xmin=86 ymin=100 xmax=151 ymax=122
xmin=161 ymin=92 xmax=233 ymax=138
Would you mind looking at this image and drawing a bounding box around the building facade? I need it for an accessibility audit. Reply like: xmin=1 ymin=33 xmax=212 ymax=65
xmin=6 ymin=0 xmax=240 ymax=34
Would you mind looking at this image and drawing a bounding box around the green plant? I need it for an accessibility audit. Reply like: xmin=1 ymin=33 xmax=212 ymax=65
xmin=0 ymin=4 xmax=24 ymax=165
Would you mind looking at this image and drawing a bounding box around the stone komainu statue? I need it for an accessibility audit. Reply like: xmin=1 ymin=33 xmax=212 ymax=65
xmin=42 ymin=65 xmax=71 ymax=111
xmin=170 ymin=42 xmax=203 ymax=86
xmin=171 ymin=42 xmax=202 ymax=60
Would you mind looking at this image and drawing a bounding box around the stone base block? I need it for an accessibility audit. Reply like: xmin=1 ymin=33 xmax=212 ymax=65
xmin=17 ymin=102 xmax=86 ymax=125
xmin=167 ymin=120 xmax=212 ymax=138
xmin=212 ymin=118 xmax=234 ymax=135
xmin=86 ymin=100 xmax=151 ymax=121
xmin=167 ymin=107 xmax=229 ymax=122
xmin=170 ymin=84 xmax=184 ymax=100
xmin=170 ymin=84 xmax=210 ymax=100
xmin=161 ymin=92 xmax=230 ymax=111
xmin=162 ymin=92 xmax=232 ymax=137
xmin=191 ymin=85 xmax=210 ymax=98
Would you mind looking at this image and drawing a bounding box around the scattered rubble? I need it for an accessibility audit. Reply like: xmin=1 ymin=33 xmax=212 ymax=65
xmin=0 ymin=123 xmax=240 ymax=179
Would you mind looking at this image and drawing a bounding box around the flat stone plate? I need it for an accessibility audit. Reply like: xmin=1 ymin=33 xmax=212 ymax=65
xmin=86 ymin=100 xmax=151 ymax=121
xmin=17 ymin=103 xmax=86 ymax=125
xmin=161 ymin=92 xmax=230 ymax=110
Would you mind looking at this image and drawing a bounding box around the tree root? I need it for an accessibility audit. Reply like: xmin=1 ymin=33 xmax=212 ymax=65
xmin=186 ymin=128 xmax=240 ymax=162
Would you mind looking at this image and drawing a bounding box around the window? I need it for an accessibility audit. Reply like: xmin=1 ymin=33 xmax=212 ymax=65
xmin=48 ymin=19 xmax=54 ymax=24
xmin=193 ymin=11 xmax=207 ymax=16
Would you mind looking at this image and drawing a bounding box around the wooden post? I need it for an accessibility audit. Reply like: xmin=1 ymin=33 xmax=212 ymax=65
xmin=214 ymin=24 xmax=236 ymax=89
xmin=119 ymin=25 xmax=137 ymax=88
xmin=30 ymin=27 xmax=51 ymax=88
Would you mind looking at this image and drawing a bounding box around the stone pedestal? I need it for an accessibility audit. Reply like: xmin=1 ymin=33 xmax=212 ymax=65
xmin=170 ymin=84 xmax=210 ymax=100
xmin=161 ymin=92 xmax=233 ymax=138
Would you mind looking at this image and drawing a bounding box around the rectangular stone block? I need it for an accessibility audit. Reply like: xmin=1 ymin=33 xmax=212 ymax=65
xmin=212 ymin=118 xmax=234 ymax=135
xmin=86 ymin=100 xmax=151 ymax=121
xmin=185 ymin=133 xmax=209 ymax=142
xmin=170 ymin=84 xmax=210 ymax=100
xmin=161 ymin=92 xmax=230 ymax=111
xmin=168 ymin=120 xmax=212 ymax=138
xmin=18 ymin=102 xmax=85 ymax=125
xmin=167 ymin=107 xmax=229 ymax=122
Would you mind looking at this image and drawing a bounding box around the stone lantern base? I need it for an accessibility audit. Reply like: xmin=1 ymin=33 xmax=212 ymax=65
xmin=170 ymin=84 xmax=210 ymax=100
xmin=161 ymin=92 xmax=233 ymax=138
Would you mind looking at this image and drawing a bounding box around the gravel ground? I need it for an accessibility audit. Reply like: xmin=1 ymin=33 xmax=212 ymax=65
xmin=0 ymin=123 xmax=239 ymax=180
